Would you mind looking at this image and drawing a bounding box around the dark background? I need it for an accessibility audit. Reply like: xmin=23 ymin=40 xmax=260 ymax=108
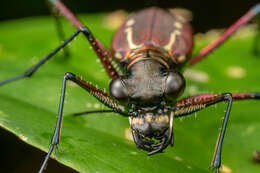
xmin=0 ymin=0 xmax=259 ymax=32
xmin=0 ymin=0 xmax=259 ymax=173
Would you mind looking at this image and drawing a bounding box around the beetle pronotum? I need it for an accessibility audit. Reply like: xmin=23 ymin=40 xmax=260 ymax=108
xmin=0 ymin=1 xmax=260 ymax=173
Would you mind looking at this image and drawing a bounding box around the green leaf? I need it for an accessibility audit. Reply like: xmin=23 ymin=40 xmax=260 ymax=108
xmin=0 ymin=14 xmax=259 ymax=173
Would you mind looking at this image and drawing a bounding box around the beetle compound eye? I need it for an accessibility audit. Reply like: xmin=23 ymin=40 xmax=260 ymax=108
xmin=159 ymin=66 xmax=167 ymax=76
xmin=165 ymin=71 xmax=185 ymax=99
xmin=109 ymin=78 xmax=129 ymax=101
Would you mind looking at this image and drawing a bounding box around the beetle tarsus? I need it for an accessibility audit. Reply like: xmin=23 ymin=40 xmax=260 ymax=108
xmin=255 ymin=93 xmax=260 ymax=99
xmin=0 ymin=74 xmax=25 ymax=86
xmin=39 ymin=144 xmax=56 ymax=173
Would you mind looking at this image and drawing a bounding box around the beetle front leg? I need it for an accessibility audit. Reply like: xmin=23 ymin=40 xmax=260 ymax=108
xmin=211 ymin=93 xmax=232 ymax=173
xmin=173 ymin=92 xmax=260 ymax=172
xmin=38 ymin=72 xmax=127 ymax=173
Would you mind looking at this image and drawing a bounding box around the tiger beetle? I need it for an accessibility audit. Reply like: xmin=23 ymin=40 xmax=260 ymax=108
xmin=0 ymin=0 xmax=260 ymax=173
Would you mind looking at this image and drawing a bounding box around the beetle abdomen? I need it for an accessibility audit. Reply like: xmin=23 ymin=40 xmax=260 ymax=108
xmin=112 ymin=7 xmax=193 ymax=65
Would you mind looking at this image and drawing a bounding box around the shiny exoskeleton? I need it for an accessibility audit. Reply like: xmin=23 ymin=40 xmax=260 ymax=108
xmin=110 ymin=8 xmax=191 ymax=153
xmin=0 ymin=1 xmax=259 ymax=173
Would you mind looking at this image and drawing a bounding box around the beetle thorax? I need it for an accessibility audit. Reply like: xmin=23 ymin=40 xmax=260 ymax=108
xmin=125 ymin=60 xmax=166 ymax=106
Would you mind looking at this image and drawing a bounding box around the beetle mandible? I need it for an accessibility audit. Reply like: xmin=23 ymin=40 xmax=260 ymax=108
xmin=0 ymin=1 xmax=260 ymax=173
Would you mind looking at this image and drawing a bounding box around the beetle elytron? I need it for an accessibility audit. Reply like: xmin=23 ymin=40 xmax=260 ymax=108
xmin=0 ymin=1 xmax=260 ymax=173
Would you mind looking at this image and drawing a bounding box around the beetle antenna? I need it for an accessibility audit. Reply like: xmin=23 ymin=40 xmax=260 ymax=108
xmin=72 ymin=110 xmax=115 ymax=117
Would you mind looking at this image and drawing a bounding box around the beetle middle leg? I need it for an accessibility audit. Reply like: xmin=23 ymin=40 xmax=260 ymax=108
xmin=38 ymin=72 xmax=127 ymax=173
xmin=174 ymin=92 xmax=260 ymax=172
xmin=189 ymin=4 xmax=260 ymax=66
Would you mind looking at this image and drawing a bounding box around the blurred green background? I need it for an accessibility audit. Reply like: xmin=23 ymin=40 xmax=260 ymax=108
xmin=0 ymin=0 xmax=259 ymax=173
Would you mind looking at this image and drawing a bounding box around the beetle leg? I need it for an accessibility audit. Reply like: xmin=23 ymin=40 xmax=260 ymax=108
xmin=189 ymin=4 xmax=260 ymax=66
xmin=47 ymin=0 xmax=119 ymax=79
xmin=0 ymin=30 xmax=81 ymax=86
xmin=211 ymin=93 xmax=232 ymax=173
xmin=38 ymin=72 xmax=127 ymax=173
xmin=173 ymin=92 xmax=260 ymax=172
xmin=174 ymin=92 xmax=260 ymax=118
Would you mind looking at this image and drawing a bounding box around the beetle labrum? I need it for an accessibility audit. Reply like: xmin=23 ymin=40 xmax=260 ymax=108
xmin=0 ymin=0 xmax=260 ymax=173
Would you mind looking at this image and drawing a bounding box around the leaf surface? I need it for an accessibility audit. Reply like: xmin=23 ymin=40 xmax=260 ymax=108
xmin=0 ymin=14 xmax=259 ymax=173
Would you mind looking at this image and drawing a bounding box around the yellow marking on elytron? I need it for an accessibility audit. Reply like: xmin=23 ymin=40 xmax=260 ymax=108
xmin=175 ymin=14 xmax=186 ymax=22
xmin=114 ymin=52 xmax=123 ymax=59
xmin=174 ymin=21 xmax=183 ymax=29
xmin=177 ymin=55 xmax=186 ymax=63
xmin=125 ymin=26 xmax=143 ymax=49
xmin=126 ymin=18 xmax=135 ymax=26
xmin=163 ymin=30 xmax=181 ymax=51
xmin=163 ymin=20 xmax=183 ymax=51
